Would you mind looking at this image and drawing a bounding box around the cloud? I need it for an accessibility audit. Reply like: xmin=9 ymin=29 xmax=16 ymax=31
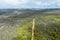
xmin=33 ymin=0 xmax=60 ymax=6
xmin=0 ymin=0 xmax=60 ymax=8
xmin=4 ymin=0 xmax=19 ymax=5
xmin=56 ymin=0 xmax=60 ymax=5
xmin=34 ymin=1 xmax=42 ymax=5
xmin=1 ymin=0 xmax=29 ymax=6
xmin=33 ymin=1 xmax=51 ymax=6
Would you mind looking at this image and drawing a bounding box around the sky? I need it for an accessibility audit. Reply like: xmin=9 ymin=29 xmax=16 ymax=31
xmin=0 ymin=0 xmax=60 ymax=9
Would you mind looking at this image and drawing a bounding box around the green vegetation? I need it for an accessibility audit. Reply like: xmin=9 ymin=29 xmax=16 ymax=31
xmin=0 ymin=9 xmax=60 ymax=40
xmin=16 ymin=22 xmax=32 ymax=40
xmin=12 ymin=14 xmax=60 ymax=40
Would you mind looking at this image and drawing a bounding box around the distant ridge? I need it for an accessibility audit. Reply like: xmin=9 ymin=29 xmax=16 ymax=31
xmin=0 ymin=8 xmax=60 ymax=15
